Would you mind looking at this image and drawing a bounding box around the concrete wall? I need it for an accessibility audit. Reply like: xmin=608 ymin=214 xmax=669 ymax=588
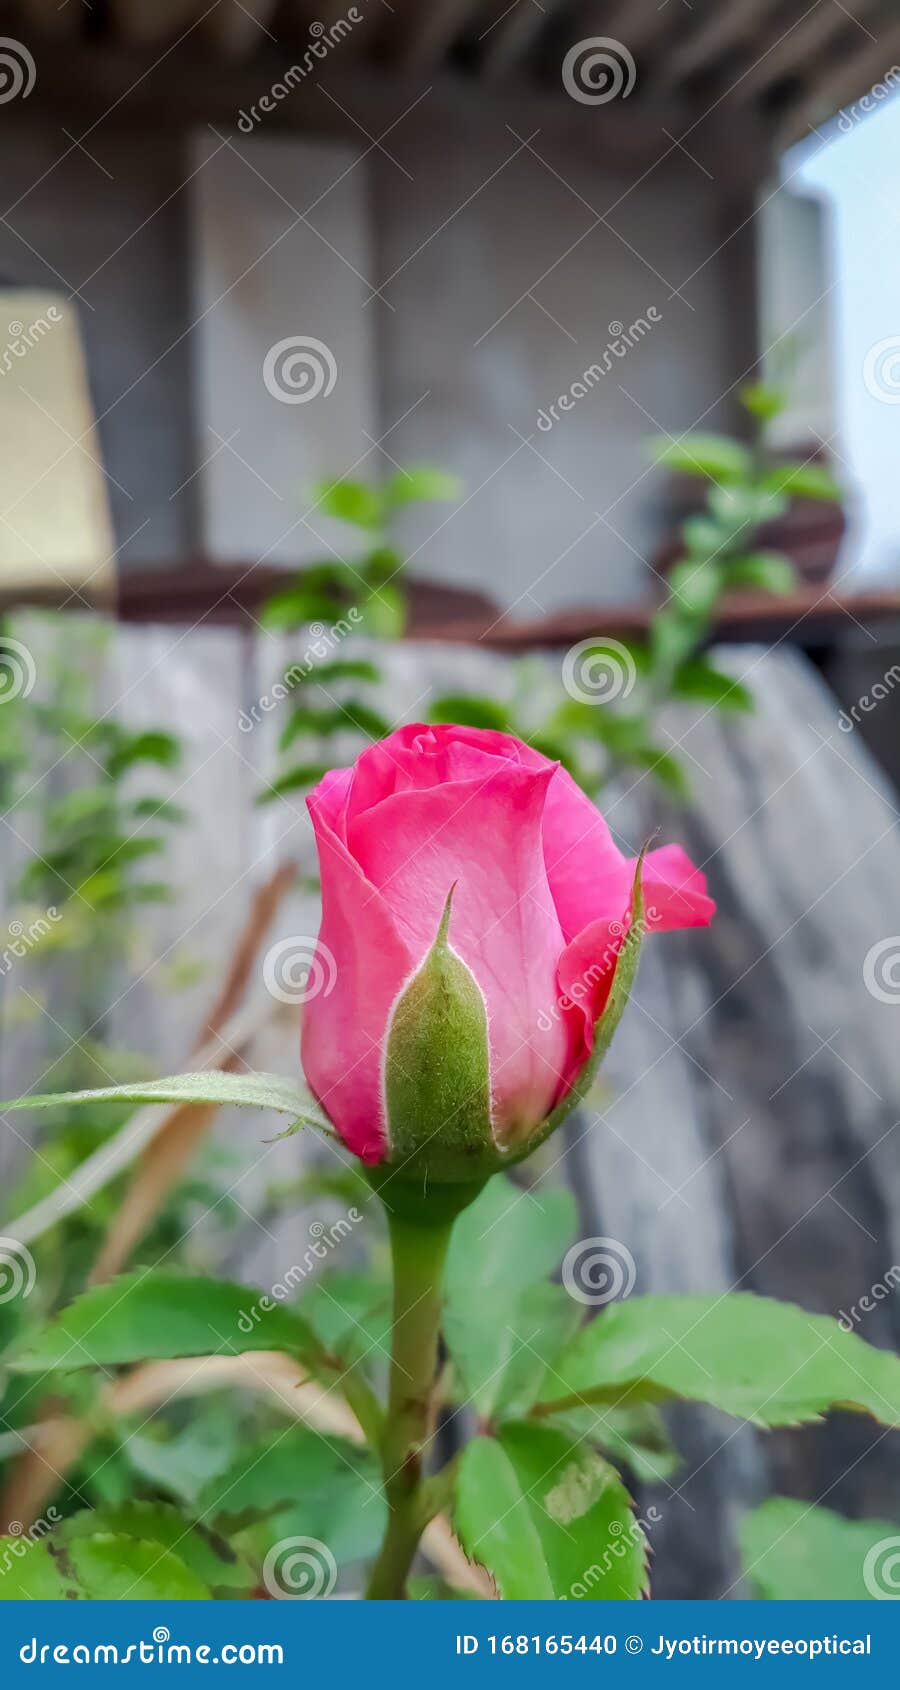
xmin=0 ymin=110 xmax=755 ymax=608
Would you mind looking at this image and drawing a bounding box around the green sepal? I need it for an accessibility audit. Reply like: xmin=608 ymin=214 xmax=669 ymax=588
xmin=383 ymin=887 xmax=496 ymax=1186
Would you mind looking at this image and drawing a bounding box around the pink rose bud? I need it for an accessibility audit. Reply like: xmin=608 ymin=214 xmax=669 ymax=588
xmin=302 ymin=725 xmax=714 ymax=1175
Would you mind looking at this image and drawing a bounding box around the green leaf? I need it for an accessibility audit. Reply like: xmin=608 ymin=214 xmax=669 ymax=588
xmin=444 ymin=1179 xmax=579 ymax=1418
xmin=628 ymin=744 xmax=690 ymax=798
xmin=106 ymin=730 xmax=180 ymax=780
xmin=455 ymin=1425 xmax=648 ymax=1599
xmin=62 ymin=1503 xmax=253 ymax=1593
xmin=739 ymin=381 xmax=786 ymax=424
xmin=762 ymin=461 xmax=841 ymax=502
xmin=200 ymin=1426 xmax=386 ymax=1563
xmin=260 ymin=762 xmax=332 ymax=801
xmin=429 ymin=694 xmax=511 ymax=732
xmin=358 ymin=583 xmax=406 ymax=639
xmin=299 ymin=658 xmax=380 ymax=687
xmin=312 ymin=477 xmax=384 ymax=529
xmin=725 ymin=551 xmax=796 ymax=595
xmin=445 ymin=1283 xmax=581 ymax=1420
xmin=260 ymin=588 xmax=345 ymax=632
xmin=668 ymin=559 xmax=723 ymax=617
xmin=384 ymin=467 xmax=462 ymax=510
xmin=9 ymin=1270 xmax=324 ymax=1375
xmin=547 ymin=1401 xmax=681 ymax=1485
xmin=0 ymin=1533 xmax=209 ymax=1600
xmin=651 ymin=433 xmax=753 ymax=482
xmin=0 ymin=1068 xmax=325 ymax=1129
xmin=671 ymin=657 xmax=754 ymax=712
xmin=445 ymin=1175 xmax=577 ymax=1298
xmin=741 ymin=1498 xmax=900 ymax=1600
xmin=538 ymin=1293 xmax=900 ymax=1428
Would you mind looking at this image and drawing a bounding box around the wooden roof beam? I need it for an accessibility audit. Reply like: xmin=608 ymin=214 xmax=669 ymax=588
xmin=393 ymin=0 xmax=486 ymax=71
xmin=652 ymin=0 xmax=785 ymax=90
xmin=729 ymin=0 xmax=883 ymax=106
xmin=779 ymin=10 xmax=900 ymax=142
xmin=481 ymin=0 xmax=570 ymax=80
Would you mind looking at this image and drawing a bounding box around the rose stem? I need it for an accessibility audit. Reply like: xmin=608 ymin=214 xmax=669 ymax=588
xmin=365 ymin=1206 xmax=454 ymax=1600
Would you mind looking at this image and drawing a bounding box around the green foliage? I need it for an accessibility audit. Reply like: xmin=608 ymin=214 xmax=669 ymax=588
xmin=0 ymin=1530 xmax=210 ymax=1600
xmin=466 ymin=378 xmax=840 ymax=801
xmin=259 ymin=464 xmax=458 ymax=806
xmin=537 ymin=1293 xmax=900 ymax=1427
xmin=455 ymin=1425 xmax=648 ymax=1600
xmin=9 ymin=1270 xmax=324 ymax=1376
xmin=741 ymin=1499 xmax=899 ymax=1600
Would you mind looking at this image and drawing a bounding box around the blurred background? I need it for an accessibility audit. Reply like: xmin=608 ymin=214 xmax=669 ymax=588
xmin=0 ymin=0 xmax=898 ymax=1601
